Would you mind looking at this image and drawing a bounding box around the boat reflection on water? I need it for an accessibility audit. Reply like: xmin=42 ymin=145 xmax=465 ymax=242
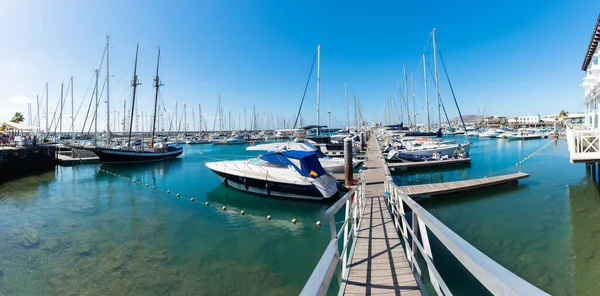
xmin=98 ymin=158 xmax=182 ymax=184
xmin=205 ymin=185 xmax=330 ymax=234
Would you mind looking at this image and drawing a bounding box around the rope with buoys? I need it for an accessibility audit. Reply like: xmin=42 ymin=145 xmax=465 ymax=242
xmin=514 ymin=138 xmax=557 ymax=167
xmin=90 ymin=165 xmax=336 ymax=228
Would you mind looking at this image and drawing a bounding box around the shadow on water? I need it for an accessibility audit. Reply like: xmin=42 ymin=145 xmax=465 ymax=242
xmin=206 ymin=183 xmax=332 ymax=223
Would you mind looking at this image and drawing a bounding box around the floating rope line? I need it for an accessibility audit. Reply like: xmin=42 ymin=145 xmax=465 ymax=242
xmin=514 ymin=138 xmax=557 ymax=167
xmin=90 ymin=166 xmax=335 ymax=228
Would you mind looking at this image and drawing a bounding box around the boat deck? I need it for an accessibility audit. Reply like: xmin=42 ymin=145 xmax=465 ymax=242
xmin=343 ymin=137 xmax=421 ymax=295
xmin=388 ymin=157 xmax=471 ymax=170
xmin=398 ymin=172 xmax=530 ymax=198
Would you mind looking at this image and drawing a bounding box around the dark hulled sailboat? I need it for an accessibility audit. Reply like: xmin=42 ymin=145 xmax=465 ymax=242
xmin=88 ymin=44 xmax=183 ymax=164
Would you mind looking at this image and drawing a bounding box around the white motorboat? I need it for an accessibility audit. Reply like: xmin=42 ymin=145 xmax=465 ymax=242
xmin=387 ymin=140 xmax=470 ymax=162
xmin=205 ymin=150 xmax=340 ymax=200
xmin=247 ymin=138 xmax=362 ymax=173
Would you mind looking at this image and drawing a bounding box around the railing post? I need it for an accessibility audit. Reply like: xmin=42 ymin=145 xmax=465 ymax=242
xmin=418 ymin=216 xmax=442 ymax=295
xmin=411 ymin=210 xmax=418 ymax=273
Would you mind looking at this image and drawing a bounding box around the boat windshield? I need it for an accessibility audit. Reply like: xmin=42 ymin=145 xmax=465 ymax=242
xmin=248 ymin=158 xmax=287 ymax=168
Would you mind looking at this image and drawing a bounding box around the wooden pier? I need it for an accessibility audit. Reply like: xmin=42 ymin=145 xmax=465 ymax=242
xmin=398 ymin=172 xmax=530 ymax=198
xmin=388 ymin=157 xmax=471 ymax=170
xmin=342 ymin=137 xmax=421 ymax=295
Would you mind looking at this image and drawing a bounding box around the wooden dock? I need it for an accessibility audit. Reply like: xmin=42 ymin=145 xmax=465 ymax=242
xmin=332 ymin=173 xmax=356 ymax=182
xmin=343 ymin=137 xmax=421 ymax=295
xmin=398 ymin=172 xmax=530 ymax=198
xmin=388 ymin=157 xmax=471 ymax=170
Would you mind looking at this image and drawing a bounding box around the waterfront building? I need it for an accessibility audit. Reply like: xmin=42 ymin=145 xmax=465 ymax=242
xmin=566 ymin=13 xmax=600 ymax=163
xmin=517 ymin=115 xmax=541 ymax=125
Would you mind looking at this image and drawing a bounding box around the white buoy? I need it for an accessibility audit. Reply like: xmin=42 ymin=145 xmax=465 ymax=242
xmin=167 ymin=190 xmax=171 ymax=194
xmin=316 ymin=221 xmax=321 ymax=227
xmin=222 ymin=206 xmax=227 ymax=211
xmin=176 ymin=193 xmax=180 ymax=197
xmin=241 ymin=210 xmax=245 ymax=215
xmin=190 ymin=198 xmax=195 ymax=202
xmin=205 ymin=202 xmax=209 ymax=206
xmin=267 ymin=215 xmax=271 ymax=220
xmin=145 ymin=184 xmax=149 ymax=187
xmin=153 ymin=186 xmax=156 ymax=189
xmin=292 ymin=218 xmax=297 ymax=224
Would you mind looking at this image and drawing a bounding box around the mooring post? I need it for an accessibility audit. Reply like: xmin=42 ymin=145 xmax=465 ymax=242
xmin=586 ymin=163 xmax=591 ymax=176
xmin=360 ymin=132 xmax=366 ymax=152
xmin=593 ymin=163 xmax=597 ymax=182
xmin=344 ymin=137 xmax=353 ymax=187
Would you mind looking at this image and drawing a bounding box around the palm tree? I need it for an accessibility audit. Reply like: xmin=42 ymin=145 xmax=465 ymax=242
xmin=10 ymin=112 xmax=25 ymax=124
xmin=558 ymin=110 xmax=569 ymax=118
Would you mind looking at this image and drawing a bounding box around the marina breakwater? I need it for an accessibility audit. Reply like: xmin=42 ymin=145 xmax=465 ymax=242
xmin=0 ymin=146 xmax=56 ymax=184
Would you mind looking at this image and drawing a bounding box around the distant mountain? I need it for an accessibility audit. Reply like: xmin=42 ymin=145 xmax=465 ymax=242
xmin=450 ymin=115 xmax=481 ymax=123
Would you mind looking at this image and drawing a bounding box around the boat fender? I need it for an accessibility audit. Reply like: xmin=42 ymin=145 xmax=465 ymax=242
xmin=265 ymin=183 xmax=271 ymax=196
xmin=244 ymin=178 xmax=249 ymax=190
xmin=224 ymin=177 xmax=229 ymax=188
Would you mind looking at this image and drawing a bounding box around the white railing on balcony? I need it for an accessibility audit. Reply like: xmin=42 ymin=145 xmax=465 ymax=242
xmin=384 ymin=177 xmax=550 ymax=296
xmin=566 ymin=129 xmax=600 ymax=163
xmin=300 ymin=178 xmax=366 ymax=296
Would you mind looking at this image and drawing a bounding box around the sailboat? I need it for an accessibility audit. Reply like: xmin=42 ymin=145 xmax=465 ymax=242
xmin=88 ymin=45 xmax=183 ymax=163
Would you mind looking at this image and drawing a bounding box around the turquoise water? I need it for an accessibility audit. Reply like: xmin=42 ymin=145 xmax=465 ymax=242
xmin=0 ymin=137 xmax=595 ymax=295
xmin=0 ymin=144 xmax=335 ymax=295
xmin=393 ymin=137 xmax=591 ymax=296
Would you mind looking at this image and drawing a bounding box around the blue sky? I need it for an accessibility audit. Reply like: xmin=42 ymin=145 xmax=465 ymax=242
xmin=0 ymin=0 xmax=597 ymax=131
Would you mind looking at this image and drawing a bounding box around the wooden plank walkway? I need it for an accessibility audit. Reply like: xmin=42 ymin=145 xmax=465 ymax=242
xmin=398 ymin=172 xmax=530 ymax=198
xmin=343 ymin=137 xmax=421 ymax=296
xmin=388 ymin=157 xmax=471 ymax=169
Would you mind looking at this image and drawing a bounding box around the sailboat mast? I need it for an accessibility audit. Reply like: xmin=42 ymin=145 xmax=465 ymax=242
xmin=36 ymin=95 xmax=40 ymax=130
xmin=45 ymin=83 xmax=49 ymax=137
xmin=70 ymin=77 xmax=74 ymax=135
xmin=94 ymin=70 xmax=99 ymax=145
xmin=184 ymin=103 xmax=187 ymax=133
xmin=423 ymin=53 xmax=430 ymax=132
xmin=412 ymin=73 xmax=416 ymax=129
xmin=433 ymin=28 xmax=441 ymax=130
xmin=106 ymin=35 xmax=111 ymax=144
xmin=199 ymin=104 xmax=203 ymax=131
xmin=59 ymin=83 xmax=64 ymax=134
xmin=316 ymin=45 xmax=321 ymax=135
xmin=403 ymin=65 xmax=407 ymax=125
xmin=150 ymin=49 xmax=161 ymax=148
xmin=127 ymin=44 xmax=140 ymax=149
xmin=344 ymin=83 xmax=350 ymax=129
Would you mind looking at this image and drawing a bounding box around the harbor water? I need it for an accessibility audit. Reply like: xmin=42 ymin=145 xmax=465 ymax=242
xmin=0 ymin=137 xmax=593 ymax=295
xmin=393 ymin=137 xmax=587 ymax=296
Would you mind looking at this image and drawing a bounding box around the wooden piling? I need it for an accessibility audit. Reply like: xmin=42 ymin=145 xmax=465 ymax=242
xmin=344 ymin=137 xmax=353 ymax=187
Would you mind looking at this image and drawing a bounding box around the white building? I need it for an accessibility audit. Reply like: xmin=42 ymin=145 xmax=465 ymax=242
xmin=567 ymin=14 xmax=600 ymax=163
xmin=516 ymin=115 xmax=540 ymax=125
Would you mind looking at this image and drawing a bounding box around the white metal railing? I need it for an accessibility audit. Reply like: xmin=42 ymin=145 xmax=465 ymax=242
xmin=384 ymin=177 xmax=550 ymax=296
xmin=300 ymin=179 xmax=366 ymax=296
xmin=571 ymin=130 xmax=600 ymax=154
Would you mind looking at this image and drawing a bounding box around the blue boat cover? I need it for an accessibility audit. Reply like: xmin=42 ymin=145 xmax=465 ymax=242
xmin=260 ymin=150 xmax=327 ymax=178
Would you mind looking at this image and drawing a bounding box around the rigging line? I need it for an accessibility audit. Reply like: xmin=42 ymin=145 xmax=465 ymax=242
xmin=426 ymin=60 xmax=452 ymax=128
xmin=293 ymin=50 xmax=318 ymax=129
xmin=81 ymin=80 xmax=96 ymax=134
xmin=438 ymin=50 xmax=470 ymax=143
xmin=74 ymin=71 xmax=97 ymax=125
xmin=87 ymin=78 xmax=108 ymax=135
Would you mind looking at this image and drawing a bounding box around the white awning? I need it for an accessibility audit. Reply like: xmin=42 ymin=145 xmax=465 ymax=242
xmin=2 ymin=122 xmax=42 ymax=131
